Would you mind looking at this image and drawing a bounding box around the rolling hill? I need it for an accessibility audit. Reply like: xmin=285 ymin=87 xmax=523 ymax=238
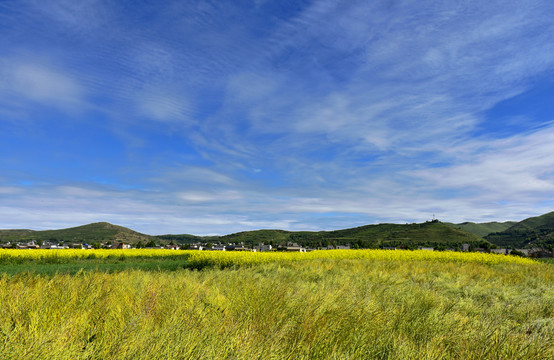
xmin=0 ymin=222 xmax=155 ymax=244
xmin=217 ymin=220 xmax=486 ymax=249
xmin=1 ymin=220 xmax=486 ymax=249
xmin=444 ymin=221 xmax=517 ymax=238
xmin=4 ymin=212 xmax=554 ymax=250
xmin=0 ymin=229 xmax=36 ymax=242
xmin=485 ymin=211 xmax=554 ymax=248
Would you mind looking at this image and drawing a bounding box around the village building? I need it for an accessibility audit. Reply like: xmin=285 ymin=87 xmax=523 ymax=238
xmin=114 ymin=242 xmax=131 ymax=249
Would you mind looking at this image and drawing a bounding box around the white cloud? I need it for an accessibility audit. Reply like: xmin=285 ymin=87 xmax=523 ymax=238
xmin=26 ymin=0 xmax=109 ymax=31
xmin=136 ymin=88 xmax=194 ymax=123
xmin=408 ymin=125 xmax=554 ymax=218
xmin=0 ymin=59 xmax=85 ymax=109
xmin=2 ymin=1 xmax=554 ymax=234
xmin=178 ymin=190 xmax=243 ymax=203
xmin=153 ymin=167 xmax=238 ymax=188
xmin=0 ymin=187 xmax=23 ymax=195
xmin=56 ymin=186 xmax=116 ymax=198
xmin=217 ymin=1 xmax=554 ymax=155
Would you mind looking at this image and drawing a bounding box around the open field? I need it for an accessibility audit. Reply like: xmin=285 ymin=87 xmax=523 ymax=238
xmin=0 ymin=249 xmax=192 ymax=275
xmin=0 ymin=248 xmax=537 ymax=265
xmin=0 ymin=249 xmax=535 ymax=275
xmin=0 ymin=250 xmax=552 ymax=359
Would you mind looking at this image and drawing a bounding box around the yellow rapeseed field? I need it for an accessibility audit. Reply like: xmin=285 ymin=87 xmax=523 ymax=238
xmin=184 ymin=248 xmax=537 ymax=268
xmin=0 ymin=248 xmax=536 ymax=267
xmin=0 ymin=248 xmax=193 ymax=261
xmin=0 ymin=248 xmax=551 ymax=359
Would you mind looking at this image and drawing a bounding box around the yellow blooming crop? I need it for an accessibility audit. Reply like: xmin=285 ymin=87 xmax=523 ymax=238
xmin=0 ymin=248 xmax=537 ymax=267
xmin=185 ymin=249 xmax=537 ymax=268
xmin=0 ymin=249 xmax=194 ymax=263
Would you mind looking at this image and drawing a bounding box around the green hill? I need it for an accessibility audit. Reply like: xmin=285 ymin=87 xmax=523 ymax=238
xmin=0 ymin=229 xmax=36 ymax=242
xmin=0 ymin=222 xmax=155 ymax=244
xmin=1 ymin=220 xmax=488 ymax=249
xmin=445 ymin=221 xmax=517 ymax=238
xmin=218 ymin=220 xmax=485 ymax=249
xmin=504 ymin=211 xmax=554 ymax=232
xmin=485 ymin=211 xmax=554 ymax=249
xmin=219 ymin=229 xmax=292 ymax=244
xmin=155 ymin=233 xmax=216 ymax=243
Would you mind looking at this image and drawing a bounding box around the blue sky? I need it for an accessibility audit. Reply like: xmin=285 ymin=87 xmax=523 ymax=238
xmin=2 ymin=0 xmax=554 ymax=235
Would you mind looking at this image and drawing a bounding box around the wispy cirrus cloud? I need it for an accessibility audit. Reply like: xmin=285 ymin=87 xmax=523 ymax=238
xmin=0 ymin=58 xmax=86 ymax=111
xmin=218 ymin=1 xmax=554 ymax=144
xmin=412 ymin=125 xmax=554 ymax=196
xmin=2 ymin=0 xmax=554 ymax=234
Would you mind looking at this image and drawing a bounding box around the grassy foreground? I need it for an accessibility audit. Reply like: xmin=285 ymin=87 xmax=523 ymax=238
xmin=0 ymin=251 xmax=552 ymax=359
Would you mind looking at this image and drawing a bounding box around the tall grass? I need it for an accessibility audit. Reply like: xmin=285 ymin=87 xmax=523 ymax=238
xmin=1 ymin=258 xmax=552 ymax=359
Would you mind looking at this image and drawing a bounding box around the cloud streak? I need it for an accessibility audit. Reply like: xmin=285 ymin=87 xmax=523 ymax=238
xmin=1 ymin=1 xmax=554 ymax=234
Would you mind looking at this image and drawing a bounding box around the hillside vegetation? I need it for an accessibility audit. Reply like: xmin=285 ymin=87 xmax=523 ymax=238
xmin=7 ymin=211 xmax=554 ymax=250
xmin=1 ymin=220 xmax=485 ymax=249
xmin=219 ymin=220 xmax=485 ymax=249
xmin=485 ymin=212 xmax=554 ymax=249
xmin=0 ymin=222 xmax=154 ymax=244
xmin=0 ymin=229 xmax=35 ymax=241
xmin=445 ymin=221 xmax=516 ymax=237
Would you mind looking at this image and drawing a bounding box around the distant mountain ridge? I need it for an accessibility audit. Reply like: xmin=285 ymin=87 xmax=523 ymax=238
xmin=2 ymin=211 xmax=554 ymax=249
xmin=0 ymin=222 xmax=155 ymax=244
xmin=484 ymin=211 xmax=554 ymax=248
xmin=216 ymin=220 xmax=485 ymax=249
xmin=444 ymin=221 xmax=517 ymax=238
xmin=1 ymin=220 xmax=484 ymax=248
